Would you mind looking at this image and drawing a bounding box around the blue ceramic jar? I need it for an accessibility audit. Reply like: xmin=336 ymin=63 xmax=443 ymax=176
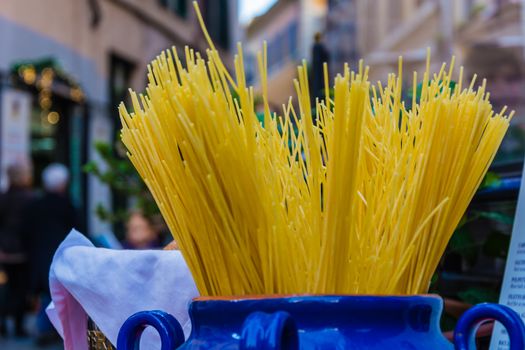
xmin=117 ymin=295 xmax=525 ymax=349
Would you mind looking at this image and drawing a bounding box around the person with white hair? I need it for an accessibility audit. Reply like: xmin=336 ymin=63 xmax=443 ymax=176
xmin=42 ymin=163 xmax=69 ymax=194
xmin=20 ymin=163 xmax=78 ymax=346
xmin=0 ymin=159 xmax=34 ymax=338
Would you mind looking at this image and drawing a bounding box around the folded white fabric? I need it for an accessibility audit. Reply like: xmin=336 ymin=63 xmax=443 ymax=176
xmin=47 ymin=230 xmax=199 ymax=349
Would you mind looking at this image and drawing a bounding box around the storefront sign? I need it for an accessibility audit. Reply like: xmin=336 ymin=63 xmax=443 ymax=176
xmin=491 ymin=162 xmax=525 ymax=349
xmin=0 ymin=88 xmax=32 ymax=190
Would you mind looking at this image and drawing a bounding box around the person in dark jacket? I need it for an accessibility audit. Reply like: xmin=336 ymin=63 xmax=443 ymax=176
xmin=21 ymin=163 xmax=77 ymax=345
xmin=0 ymin=160 xmax=33 ymax=337
xmin=311 ymin=32 xmax=330 ymax=105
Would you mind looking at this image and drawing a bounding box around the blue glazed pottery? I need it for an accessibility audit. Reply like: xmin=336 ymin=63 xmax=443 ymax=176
xmin=117 ymin=295 xmax=525 ymax=349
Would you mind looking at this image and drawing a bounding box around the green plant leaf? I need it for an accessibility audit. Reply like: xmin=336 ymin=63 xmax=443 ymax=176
xmin=458 ymin=287 xmax=499 ymax=304
xmin=483 ymin=231 xmax=510 ymax=258
xmin=448 ymin=227 xmax=478 ymax=265
xmin=84 ymin=139 xmax=163 ymax=226
xmin=473 ymin=210 xmax=514 ymax=225
xmin=95 ymin=142 xmax=113 ymax=158
xmin=456 ymin=215 xmax=468 ymax=230
xmin=480 ymin=171 xmax=501 ymax=189
xmin=82 ymin=161 xmax=100 ymax=175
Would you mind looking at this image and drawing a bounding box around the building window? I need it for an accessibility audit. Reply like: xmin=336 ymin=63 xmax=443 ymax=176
xmin=203 ymin=0 xmax=230 ymax=50
xmin=267 ymin=20 xmax=299 ymax=74
xmin=158 ymin=0 xmax=187 ymax=18
xmin=109 ymin=54 xmax=135 ymax=236
xmin=267 ymin=37 xmax=280 ymax=71
xmin=288 ymin=21 xmax=298 ymax=59
xmin=245 ymin=53 xmax=257 ymax=85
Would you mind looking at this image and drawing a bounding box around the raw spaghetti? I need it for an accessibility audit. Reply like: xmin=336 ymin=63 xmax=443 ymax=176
xmin=119 ymin=4 xmax=512 ymax=296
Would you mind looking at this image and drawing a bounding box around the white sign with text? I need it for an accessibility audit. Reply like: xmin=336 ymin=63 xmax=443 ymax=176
xmin=490 ymin=162 xmax=525 ymax=349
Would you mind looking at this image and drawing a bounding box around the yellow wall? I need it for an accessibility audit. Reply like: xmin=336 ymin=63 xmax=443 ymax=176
xmin=0 ymin=0 xmax=194 ymax=91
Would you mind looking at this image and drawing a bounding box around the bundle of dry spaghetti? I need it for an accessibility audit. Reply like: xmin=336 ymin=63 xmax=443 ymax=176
xmin=119 ymin=6 xmax=511 ymax=297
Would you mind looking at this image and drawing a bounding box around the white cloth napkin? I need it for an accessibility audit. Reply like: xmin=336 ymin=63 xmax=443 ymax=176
xmin=47 ymin=230 xmax=199 ymax=349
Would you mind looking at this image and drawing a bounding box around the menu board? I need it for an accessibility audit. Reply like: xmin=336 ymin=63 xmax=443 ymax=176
xmin=490 ymin=162 xmax=525 ymax=349
xmin=0 ymin=88 xmax=31 ymax=190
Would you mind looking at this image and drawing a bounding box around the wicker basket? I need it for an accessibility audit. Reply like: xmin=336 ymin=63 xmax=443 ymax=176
xmin=87 ymin=318 xmax=115 ymax=350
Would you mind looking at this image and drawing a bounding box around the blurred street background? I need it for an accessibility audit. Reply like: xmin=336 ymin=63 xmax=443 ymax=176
xmin=0 ymin=0 xmax=524 ymax=349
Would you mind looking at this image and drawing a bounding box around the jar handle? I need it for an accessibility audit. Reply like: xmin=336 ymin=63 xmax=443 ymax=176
xmin=117 ymin=310 xmax=185 ymax=350
xmin=240 ymin=311 xmax=299 ymax=350
xmin=453 ymin=303 xmax=525 ymax=350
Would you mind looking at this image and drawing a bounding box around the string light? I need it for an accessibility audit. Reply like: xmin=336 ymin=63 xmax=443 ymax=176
xmin=47 ymin=111 xmax=60 ymax=125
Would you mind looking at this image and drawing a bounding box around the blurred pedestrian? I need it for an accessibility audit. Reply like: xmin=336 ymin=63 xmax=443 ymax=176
xmin=0 ymin=160 xmax=33 ymax=338
xmin=122 ymin=211 xmax=163 ymax=250
xmin=21 ymin=163 xmax=78 ymax=345
xmin=311 ymin=32 xmax=330 ymax=105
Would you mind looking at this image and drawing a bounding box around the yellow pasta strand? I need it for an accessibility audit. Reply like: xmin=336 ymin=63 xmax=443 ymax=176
xmin=119 ymin=4 xmax=511 ymax=296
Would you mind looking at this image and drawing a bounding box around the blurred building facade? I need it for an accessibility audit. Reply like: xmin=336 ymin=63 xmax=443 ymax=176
xmin=325 ymin=0 xmax=357 ymax=72
xmin=0 ymin=0 xmax=238 ymax=234
xmin=245 ymin=0 xmax=327 ymax=107
xmin=245 ymin=0 xmax=524 ymax=161
xmin=458 ymin=0 xmax=525 ymax=161
xmin=327 ymin=0 xmax=464 ymax=80
xmin=332 ymin=0 xmax=525 ymax=161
